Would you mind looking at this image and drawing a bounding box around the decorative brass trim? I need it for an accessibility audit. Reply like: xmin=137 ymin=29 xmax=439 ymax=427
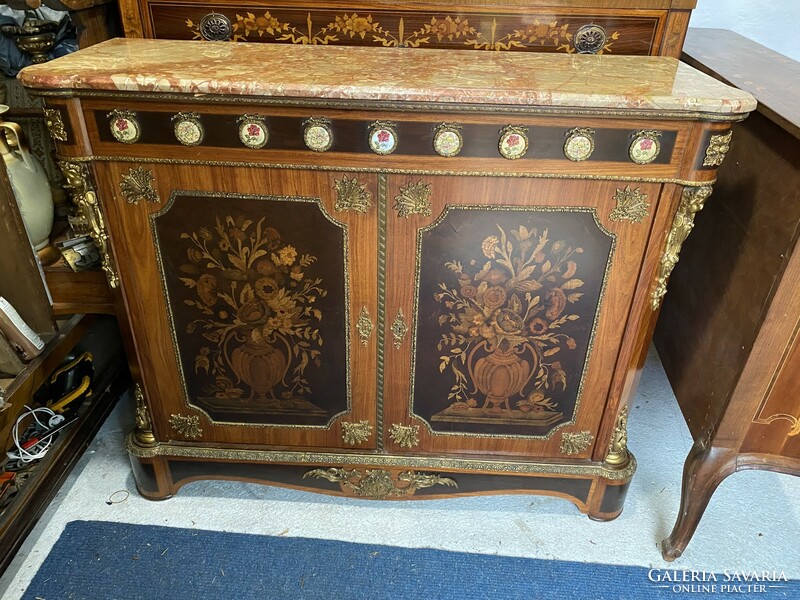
xmin=498 ymin=125 xmax=529 ymax=160
xmin=43 ymin=108 xmax=67 ymax=142
xmin=150 ymin=190 xmax=352 ymax=430
xmin=703 ymin=130 xmax=733 ymax=167
xmin=609 ymin=186 xmax=649 ymax=223
xmin=560 ymin=431 xmax=594 ymax=455
xmin=341 ymin=420 xmax=373 ymax=445
xmin=107 ymin=109 xmax=140 ymax=144
xmin=628 ymin=130 xmax=662 ymax=165
xmin=119 ymin=166 xmax=160 ymax=204
xmin=389 ymin=423 xmax=420 ymax=448
xmin=356 ymin=306 xmax=373 ymax=346
xmin=126 ymin=433 xmax=638 ymax=480
xmin=334 ymin=176 xmax=373 ymax=213
xmin=409 ymin=205 xmax=617 ymax=441
xmin=199 ymin=12 xmax=232 ymax=41
xmin=169 ymin=414 xmax=203 ymax=439
xmin=368 ymin=120 xmax=398 ymax=155
xmin=563 ymin=127 xmax=595 ymax=162
xmin=376 ymin=174 xmax=388 ymax=451
xmin=133 ymin=384 xmax=157 ymax=447
xmin=172 ymin=112 xmax=204 ymax=146
xmin=303 ymin=117 xmax=333 ymax=152
xmin=394 ymin=180 xmax=432 ymax=218
xmin=303 ymin=468 xmax=457 ymax=498
xmin=58 ymin=161 xmax=119 ymax=288
xmin=432 ymin=122 xmax=463 ymax=157
xmin=236 ymin=114 xmax=269 ymax=149
xmin=605 ymin=405 xmax=629 ymax=466
xmin=651 ymin=185 xmax=713 ymax=310
xmin=59 ymin=155 xmax=717 ymax=188
xmin=390 ymin=308 xmax=408 ymax=349
xmin=32 ymin=88 xmax=751 ymax=122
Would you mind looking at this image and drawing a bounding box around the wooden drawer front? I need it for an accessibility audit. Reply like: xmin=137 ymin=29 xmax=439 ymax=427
xmin=97 ymin=162 xmax=379 ymax=450
xmin=383 ymin=176 xmax=662 ymax=459
xmin=85 ymin=101 xmax=687 ymax=180
xmin=144 ymin=2 xmax=664 ymax=56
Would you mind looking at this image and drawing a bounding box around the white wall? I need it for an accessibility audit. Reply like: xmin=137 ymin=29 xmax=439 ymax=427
xmin=690 ymin=0 xmax=800 ymax=61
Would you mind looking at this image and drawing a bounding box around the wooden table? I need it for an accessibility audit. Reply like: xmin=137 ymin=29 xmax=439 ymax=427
xmin=655 ymin=28 xmax=800 ymax=560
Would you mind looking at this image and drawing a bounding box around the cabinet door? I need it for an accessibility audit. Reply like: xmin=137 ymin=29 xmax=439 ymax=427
xmin=384 ymin=175 xmax=660 ymax=458
xmin=99 ymin=163 xmax=378 ymax=449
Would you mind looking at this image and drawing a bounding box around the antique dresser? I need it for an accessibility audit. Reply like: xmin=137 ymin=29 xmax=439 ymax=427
xmin=656 ymin=29 xmax=800 ymax=560
xmin=116 ymin=0 xmax=696 ymax=58
xmin=19 ymin=39 xmax=754 ymax=518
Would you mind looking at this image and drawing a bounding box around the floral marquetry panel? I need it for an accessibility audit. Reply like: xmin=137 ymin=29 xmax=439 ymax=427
xmin=151 ymin=192 xmax=349 ymax=426
xmin=411 ymin=207 xmax=613 ymax=438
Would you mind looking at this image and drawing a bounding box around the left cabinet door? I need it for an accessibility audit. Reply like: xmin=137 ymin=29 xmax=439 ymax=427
xmin=97 ymin=162 xmax=378 ymax=450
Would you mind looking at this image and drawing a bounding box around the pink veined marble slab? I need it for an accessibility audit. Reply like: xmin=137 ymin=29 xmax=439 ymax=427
xmin=18 ymin=38 xmax=755 ymax=114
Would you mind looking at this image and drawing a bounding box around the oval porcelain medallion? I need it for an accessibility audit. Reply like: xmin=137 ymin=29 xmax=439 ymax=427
xmin=238 ymin=115 xmax=269 ymax=149
xmin=172 ymin=113 xmax=204 ymax=146
xmin=303 ymin=118 xmax=333 ymax=152
xmin=629 ymin=131 xmax=662 ymax=164
xmin=498 ymin=125 xmax=529 ymax=160
xmin=368 ymin=121 xmax=398 ymax=155
xmin=563 ymin=128 xmax=595 ymax=162
xmin=432 ymin=123 xmax=463 ymax=157
xmin=109 ymin=111 xmax=140 ymax=144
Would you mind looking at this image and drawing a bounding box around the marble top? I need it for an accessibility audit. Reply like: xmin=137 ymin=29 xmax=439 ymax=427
xmin=19 ymin=38 xmax=755 ymax=115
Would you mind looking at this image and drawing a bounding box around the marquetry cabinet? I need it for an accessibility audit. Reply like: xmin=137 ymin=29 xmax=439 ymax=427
xmin=117 ymin=0 xmax=695 ymax=58
xmin=20 ymin=39 xmax=753 ymax=516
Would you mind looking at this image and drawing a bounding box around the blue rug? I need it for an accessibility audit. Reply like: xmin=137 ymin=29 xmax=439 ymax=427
xmin=23 ymin=521 xmax=798 ymax=599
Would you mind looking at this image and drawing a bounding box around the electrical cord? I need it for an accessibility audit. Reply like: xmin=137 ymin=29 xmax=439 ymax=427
xmin=6 ymin=405 xmax=65 ymax=463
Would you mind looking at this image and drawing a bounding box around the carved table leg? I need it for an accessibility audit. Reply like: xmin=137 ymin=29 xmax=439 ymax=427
xmin=661 ymin=438 xmax=736 ymax=561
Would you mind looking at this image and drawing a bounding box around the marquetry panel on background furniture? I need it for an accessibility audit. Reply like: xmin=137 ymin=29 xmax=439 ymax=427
xmin=117 ymin=0 xmax=696 ymax=58
xmin=656 ymin=28 xmax=800 ymax=561
xmin=19 ymin=37 xmax=751 ymax=520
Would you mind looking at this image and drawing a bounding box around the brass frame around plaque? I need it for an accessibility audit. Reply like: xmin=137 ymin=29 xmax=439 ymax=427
xmin=432 ymin=122 xmax=464 ymax=158
xmin=172 ymin=112 xmax=204 ymax=146
xmin=107 ymin=109 xmax=140 ymax=144
xmin=236 ymin=114 xmax=269 ymax=149
xmin=368 ymin=120 xmax=398 ymax=155
xmin=628 ymin=130 xmax=662 ymax=165
xmin=498 ymin=125 xmax=529 ymax=160
xmin=303 ymin=117 xmax=333 ymax=152
xmin=563 ymin=127 xmax=595 ymax=162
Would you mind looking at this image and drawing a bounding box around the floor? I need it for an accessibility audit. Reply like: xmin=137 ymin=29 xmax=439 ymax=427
xmin=1 ymin=347 xmax=799 ymax=598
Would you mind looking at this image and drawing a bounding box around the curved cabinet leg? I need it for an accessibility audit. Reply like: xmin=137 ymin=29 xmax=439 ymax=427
xmin=661 ymin=439 xmax=736 ymax=561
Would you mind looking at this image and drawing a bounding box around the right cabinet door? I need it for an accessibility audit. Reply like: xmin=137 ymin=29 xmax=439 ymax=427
xmin=384 ymin=175 xmax=661 ymax=459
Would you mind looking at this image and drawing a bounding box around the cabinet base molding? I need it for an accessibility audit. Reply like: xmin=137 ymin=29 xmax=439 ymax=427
xmin=127 ymin=434 xmax=634 ymax=519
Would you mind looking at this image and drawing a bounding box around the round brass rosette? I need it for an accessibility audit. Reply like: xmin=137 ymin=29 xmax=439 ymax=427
xmin=368 ymin=122 xmax=398 ymax=155
xmin=303 ymin=118 xmax=333 ymax=152
xmin=629 ymin=131 xmax=662 ymax=165
xmin=172 ymin=113 xmax=204 ymax=147
xmin=563 ymin=128 xmax=595 ymax=162
xmin=432 ymin=123 xmax=463 ymax=157
xmin=108 ymin=111 xmax=140 ymax=144
xmin=238 ymin=116 xmax=269 ymax=149
xmin=498 ymin=125 xmax=529 ymax=160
